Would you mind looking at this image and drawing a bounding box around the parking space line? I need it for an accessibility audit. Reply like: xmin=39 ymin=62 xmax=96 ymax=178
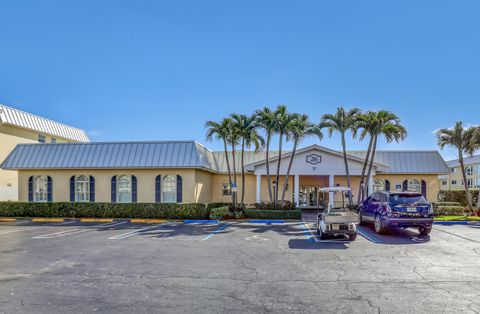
xmin=300 ymin=221 xmax=316 ymax=243
xmin=357 ymin=228 xmax=381 ymax=243
xmin=433 ymin=227 xmax=480 ymax=243
xmin=202 ymin=223 xmax=231 ymax=241
xmin=32 ymin=221 xmax=126 ymax=239
xmin=0 ymin=220 xmax=76 ymax=235
xmin=108 ymin=224 xmax=164 ymax=240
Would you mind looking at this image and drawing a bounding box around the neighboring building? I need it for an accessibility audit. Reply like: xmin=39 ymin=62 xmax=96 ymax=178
xmin=1 ymin=141 xmax=449 ymax=206
xmin=0 ymin=104 xmax=89 ymax=200
xmin=439 ymin=155 xmax=480 ymax=191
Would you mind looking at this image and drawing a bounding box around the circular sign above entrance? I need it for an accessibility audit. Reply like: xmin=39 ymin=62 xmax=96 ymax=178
xmin=306 ymin=154 xmax=322 ymax=165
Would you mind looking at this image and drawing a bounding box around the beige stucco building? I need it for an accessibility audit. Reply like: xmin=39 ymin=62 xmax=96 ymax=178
xmin=439 ymin=156 xmax=480 ymax=191
xmin=1 ymin=140 xmax=449 ymax=206
xmin=0 ymin=104 xmax=89 ymax=201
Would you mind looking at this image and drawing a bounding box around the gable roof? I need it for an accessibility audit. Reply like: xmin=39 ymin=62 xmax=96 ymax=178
xmin=0 ymin=104 xmax=89 ymax=142
xmin=446 ymin=155 xmax=480 ymax=168
xmin=1 ymin=141 xmax=217 ymax=171
xmin=347 ymin=150 xmax=450 ymax=174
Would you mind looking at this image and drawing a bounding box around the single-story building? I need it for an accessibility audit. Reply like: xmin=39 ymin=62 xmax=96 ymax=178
xmin=0 ymin=141 xmax=450 ymax=207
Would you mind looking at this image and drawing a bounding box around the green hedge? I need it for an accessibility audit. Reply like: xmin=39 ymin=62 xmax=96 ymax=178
xmin=253 ymin=201 xmax=296 ymax=210
xmin=434 ymin=206 xmax=465 ymax=216
xmin=0 ymin=202 xmax=209 ymax=219
xmin=244 ymin=209 xmax=302 ymax=220
xmin=435 ymin=201 xmax=462 ymax=207
xmin=209 ymin=206 xmax=231 ymax=220
xmin=438 ymin=190 xmax=479 ymax=207
xmin=205 ymin=202 xmax=232 ymax=210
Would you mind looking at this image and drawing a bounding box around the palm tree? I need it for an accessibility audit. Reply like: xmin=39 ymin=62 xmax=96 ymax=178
xmin=280 ymin=114 xmax=322 ymax=204
xmin=231 ymin=113 xmax=264 ymax=206
xmin=272 ymin=105 xmax=293 ymax=208
xmin=437 ymin=122 xmax=476 ymax=212
xmin=364 ymin=111 xmax=407 ymax=199
xmin=462 ymin=125 xmax=480 ymax=209
xmin=356 ymin=111 xmax=377 ymax=203
xmin=255 ymin=107 xmax=276 ymax=203
xmin=205 ymin=118 xmax=234 ymax=205
xmin=321 ymin=107 xmax=361 ymax=205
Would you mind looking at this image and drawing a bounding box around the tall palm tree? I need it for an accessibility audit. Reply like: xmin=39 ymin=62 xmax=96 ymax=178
xmin=364 ymin=111 xmax=407 ymax=199
xmin=272 ymin=105 xmax=293 ymax=208
xmin=321 ymin=107 xmax=361 ymax=205
xmin=255 ymin=107 xmax=276 ymax=203
xmin=280 ymin=114 xmax=322 ymax=204
xmin=445 ymin=122 xmax=480 ymax=212
xmin=356 ymin=111 xmax=377 ymax=203
xmin=205 ymin=118 xmax=234 ymax=205
xmin=231 ymin=113 xmax=264 ymax=206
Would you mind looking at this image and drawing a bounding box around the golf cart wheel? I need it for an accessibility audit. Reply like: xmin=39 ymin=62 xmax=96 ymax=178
xmin=419 ymin=226 xmax=432 ymax=235
xmin=318 ymin=227 xmax=327 ymax=240
xmin=374 ymin=214 xmax=388 ymax=234
xmin=348 ymin=232 xmax=357 ymax=241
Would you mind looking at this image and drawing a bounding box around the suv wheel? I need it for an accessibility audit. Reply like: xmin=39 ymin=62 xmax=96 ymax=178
xmin=374 ymin=214 xmax=388 ymax=234
xmin=419 ymin=226 xmax=432 ymax=236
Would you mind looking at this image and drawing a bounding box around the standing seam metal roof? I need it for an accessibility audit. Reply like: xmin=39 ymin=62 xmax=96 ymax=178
xmin=0 ymin=104 xmax=89 ymax=142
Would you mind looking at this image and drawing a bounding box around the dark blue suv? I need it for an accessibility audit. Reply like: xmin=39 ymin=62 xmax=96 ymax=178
xmin=359 ymin=191 xmax=434 ymax=235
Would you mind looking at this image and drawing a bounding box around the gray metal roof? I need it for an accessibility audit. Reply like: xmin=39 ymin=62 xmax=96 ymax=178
xmin=1 ymin=141 xmax=450 ymax=175
xmin=347 ymin=150 xmax=450 ymax=174
xmin=1 ymin=141 xmax=216 ymax=170
xmin=0 ymin=104 xmax=89 ymax=142
xmin=446 ymin=155 xmax=480 ymax=168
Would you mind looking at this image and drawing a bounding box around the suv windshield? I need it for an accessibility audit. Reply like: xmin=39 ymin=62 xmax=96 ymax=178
xmin=388 ymin=194 xmax=428 ymax=205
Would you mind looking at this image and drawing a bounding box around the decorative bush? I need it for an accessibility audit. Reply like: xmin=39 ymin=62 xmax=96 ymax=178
xmin=206 ymin=202 xmax=232 ymax=210
xmin=209 ymin=206 xmax=231 ymax=220
xmin=435 ymin=201 xmax=462 ymax=207
xmin=244 ymin=209 xmax=302 ymax=219
xmin=0 ymin=202 xmax=209 ymax=219
xmin=438 ymin=190 xmax=479 ymax=207
xmin=434 ymin=206 xmax=466 ymax=216
xmin=253 ymin=201 xmax=296 ymax=210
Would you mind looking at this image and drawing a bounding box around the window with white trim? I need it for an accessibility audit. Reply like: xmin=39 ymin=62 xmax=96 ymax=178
xmin=117 ymin=175 xmax=132 ymax=203
xmin=38 ymin=134 xmax=46 ymax=143
xmin=75 ymin=175 xmax=90 ymax=202
xmin=407 ymin=179 xmax=421 ymax=193
xmin=34 ymin=176 xmax=48 ymax=202
xmin=162 ymin=175 xmax=177 ymax=203
xmin=372 ymin=179 xmax=385 ymax=192
xmin=51 ymin=138 xmax=56 ymax=144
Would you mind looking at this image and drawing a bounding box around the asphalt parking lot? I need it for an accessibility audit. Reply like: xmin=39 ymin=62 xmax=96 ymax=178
xmin=0 ymin=219 xmax=479 ymax=313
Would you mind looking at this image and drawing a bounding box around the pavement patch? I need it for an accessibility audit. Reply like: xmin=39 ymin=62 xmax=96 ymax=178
xmin=248 ymin=220 xmax=284 ymax=224
xmin=357 ymin=227 xmax=382 ymax=244
xmin=0 ymin=220 xmax=76 ymax=235
xmin=108 ymin=224 xmax=164 ymax=240
xmin=184 ymin=219 xmax=219 ymax=224
xmin=32 ymin=221 xmax=127 ymax=239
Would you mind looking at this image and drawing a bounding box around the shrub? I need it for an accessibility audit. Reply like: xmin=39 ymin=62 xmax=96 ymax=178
xmin=206 ymin=202 xmax=232 ymax=210
xmin=438 ymin=190 xmax=479 ymax=207
xmin=0 ymin=202 xmax=210 ymax=219
xmin=244 ymin=209 xmax=302 ymax=220
xmin=253 ymin=201 xmax=296 ymax=210
xmin=209 ymin=206 xmax=231 ymax=220
xmin=434 ymin=206 xmax=466 ymax=216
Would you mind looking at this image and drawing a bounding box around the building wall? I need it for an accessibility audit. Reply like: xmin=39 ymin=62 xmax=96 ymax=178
xmin=18 ymin=169 xmax=199 ymax=203
xmin=194 ymin=170 xmax=213 ymax=203
xmin=439 ymin=164 xmax=480 ymax=191
xmin=0 ymin=125 xmax=71 ymax=201
xmin=374 ymin=174 xmax=440 ymax=202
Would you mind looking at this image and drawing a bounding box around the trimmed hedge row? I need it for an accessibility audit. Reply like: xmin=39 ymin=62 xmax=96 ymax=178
xmin=0 ymin=202 xmax=210 ymax=219
xmin=438 ymin=190 xmax=479 ymax=207
xmin=434 ymin=206 xmax=465 ymax=216
xmin=244 ymin=209 xmax=302 ymax=219
xmin=435 ymin=201 xmax=461 ymax=207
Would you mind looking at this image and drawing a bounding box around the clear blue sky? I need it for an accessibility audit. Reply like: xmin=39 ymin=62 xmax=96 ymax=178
xmin=0 ymin=0 xmax=478 ymax=160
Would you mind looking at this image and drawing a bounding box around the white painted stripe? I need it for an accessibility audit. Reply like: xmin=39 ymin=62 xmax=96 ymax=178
xmin=0 ymin=221 xmax=76 ymax=235
xmin=108 ymin=224 xmax=162 ymax=240
xmin=32 ymin=221 xmax=126 ymax=239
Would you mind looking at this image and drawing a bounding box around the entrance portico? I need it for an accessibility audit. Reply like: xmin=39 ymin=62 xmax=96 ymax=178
xmin=246 ymin=145 xmax=384 ymax=208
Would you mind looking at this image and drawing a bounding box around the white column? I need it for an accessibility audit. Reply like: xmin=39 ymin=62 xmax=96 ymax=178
xmin=329 ymin=174 xmax=334 ymax=209
xmin=294 ymin=174 xmax=300 ymax=207
xmin=367 ymin=173 xmax=374 ymax=197
xmin=256 ymin=174 xmax=261 ymax=203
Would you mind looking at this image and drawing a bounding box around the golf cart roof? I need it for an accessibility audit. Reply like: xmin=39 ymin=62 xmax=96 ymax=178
xmin=319 ymin=186 xmax=351 ymax=192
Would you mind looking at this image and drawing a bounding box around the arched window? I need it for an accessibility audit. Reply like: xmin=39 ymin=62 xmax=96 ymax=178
xmin=117 ymin=175 xmax=132 ymax=203
xmin=408 ymin=179 xmax=421 ymax=193
xmin=75 ymin=175 xmax=90 ymax=202
xmin=162 ymin=175 xmax=177 ymax=203
xmin=373 ymin=179 xmax=385 ymax=192
xmin=34 ymin=176 xmax=48 ymax=202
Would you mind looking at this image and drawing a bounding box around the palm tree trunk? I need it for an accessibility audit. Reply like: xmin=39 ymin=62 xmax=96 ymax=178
xmin=275 ymin=133 xmax=283 ymax=208
xmin=223 ymin=140 xmax=233 ymax=205
xmin=265 ymin=134 xmax=273 ymax=203
xmin=240 ymin=139 xmax=245 ymax=207
xmin=281 ymin=139 xmax=298 ymax=204
xmin=231 ymin=145 xmax=238 ymax=209
xmin=341 ymin=133 xmax=353 ymax=205
xmin=365 ymin=135 xmax=378 ymax=197
xmin=357 ymin=136 xmax=373 ymax=203
xmin=459 ymin=153 xmax=473 ymax=212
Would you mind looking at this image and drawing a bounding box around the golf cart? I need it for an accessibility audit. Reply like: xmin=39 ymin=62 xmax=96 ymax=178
xmin=316 ymin=187 xmax=359 ymax=241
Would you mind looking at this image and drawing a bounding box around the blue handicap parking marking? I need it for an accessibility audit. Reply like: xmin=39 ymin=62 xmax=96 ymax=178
xmin=202 ymin=223 xmax=231 ymax=241
xmin=299 ymin=222 xmax=315 ymax=243
xmin=434 ymin=221 xmax=469 ymax=225
xmin=356 ymin=227 xmax=382 ymax=244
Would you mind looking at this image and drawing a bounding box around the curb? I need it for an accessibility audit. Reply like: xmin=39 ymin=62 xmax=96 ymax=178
xmin=433 ymin=221 xmax=478 ymax=225
xmin=0 ymin=217 xmax=168 ymax=224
